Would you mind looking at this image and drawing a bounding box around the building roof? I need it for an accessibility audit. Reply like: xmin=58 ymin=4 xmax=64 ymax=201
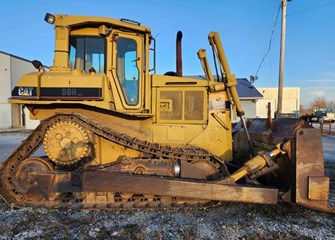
xmin=0 ymin=50 xmax=32 ymax=63
xmin=0 ymin=51 xmax=51 ymax=70
xmin=236 ymin=78 xmax=263 ymax=99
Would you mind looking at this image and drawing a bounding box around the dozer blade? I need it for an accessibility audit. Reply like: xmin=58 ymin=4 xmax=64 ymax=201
xmin=246 ymin=118 xmax=334 ymax=213
xmin=247 ymin=118 xmax=312 ymax=145
xmin=295 ymin=128 xmax=334 ymax=213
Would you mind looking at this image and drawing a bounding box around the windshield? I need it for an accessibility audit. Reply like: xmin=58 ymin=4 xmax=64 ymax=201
xmin=69 ymin=37 xmax=105 ymax=73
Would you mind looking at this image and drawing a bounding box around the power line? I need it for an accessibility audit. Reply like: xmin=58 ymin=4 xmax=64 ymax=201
xmin=287 ymin=1 xmax=335 ymax=16
xmin=253 ymin=1 xmax=281 ymax=82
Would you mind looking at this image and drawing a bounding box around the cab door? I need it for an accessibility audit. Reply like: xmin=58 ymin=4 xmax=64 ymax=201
xmin=110 ymin=31 xmax=144 ymax=111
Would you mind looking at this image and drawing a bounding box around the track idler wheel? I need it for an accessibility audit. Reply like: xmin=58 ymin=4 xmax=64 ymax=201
xmin=43 ymin=121 xmax=91 ymax=166
xmin=13 ymin=157 xmax=54 ymax=194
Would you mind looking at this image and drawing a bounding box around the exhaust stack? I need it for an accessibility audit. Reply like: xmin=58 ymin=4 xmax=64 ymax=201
xmin=176 ymin=31 xmax=183 ymax=77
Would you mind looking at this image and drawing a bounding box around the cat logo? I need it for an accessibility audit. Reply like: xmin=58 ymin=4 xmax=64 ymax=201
xmin=18 ymin=87 xmax=34 ymax=96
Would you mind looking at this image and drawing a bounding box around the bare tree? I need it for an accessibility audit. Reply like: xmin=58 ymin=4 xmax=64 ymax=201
xmin=300 ymin=104 xmax=310 ymax=115
xmin=304 ymin=97 xmax=335 ymax=114
xmin=310 ymin=97 xmax=331 ymax=109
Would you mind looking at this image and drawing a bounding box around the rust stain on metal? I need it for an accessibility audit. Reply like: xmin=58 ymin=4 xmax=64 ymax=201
xmin=295 ymin=128 xmax=333 ymax=212
xmin=82 ymin=171 xmax=278 ymax=204
xmin=308 ymin=176 xmax=330 ymax=201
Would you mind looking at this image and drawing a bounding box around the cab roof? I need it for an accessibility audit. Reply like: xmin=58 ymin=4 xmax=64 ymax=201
xmin=47 ymin=13 xmax=151 ymax=34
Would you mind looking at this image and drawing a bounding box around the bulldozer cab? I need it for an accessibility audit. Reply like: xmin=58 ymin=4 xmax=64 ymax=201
xmin=10 ymin=13 xmax=153 ymax=115
xmin=65 ymin=17 xmax=148 ymax=112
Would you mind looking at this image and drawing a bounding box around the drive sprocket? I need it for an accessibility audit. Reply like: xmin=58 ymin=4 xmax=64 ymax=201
xmin=43 ymin=121 xmax=91 ymax=166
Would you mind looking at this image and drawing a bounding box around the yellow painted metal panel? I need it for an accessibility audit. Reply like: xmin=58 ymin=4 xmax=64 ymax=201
xmin=151 ymin=74 xmax=209 ymax=87
xmin=52 ymin=14 xmax=151 ymax=34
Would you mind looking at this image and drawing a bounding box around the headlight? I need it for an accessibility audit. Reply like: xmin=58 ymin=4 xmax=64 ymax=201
xmin=44 ymin=13 xmax=55 ymax=24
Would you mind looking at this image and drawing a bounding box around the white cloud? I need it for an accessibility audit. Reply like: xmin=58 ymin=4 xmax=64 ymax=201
xmin=305 ymin=89 xmax=325 ymax=97
xmin=300 ymin=86 xmax=335 ymax=107
xmin=305 ymin=71 xmax=335 ymax=83
xmin=324 ymin=72 xmax=335 ymax=78
xmin=306 ymin=79 xmax=335 ymax=83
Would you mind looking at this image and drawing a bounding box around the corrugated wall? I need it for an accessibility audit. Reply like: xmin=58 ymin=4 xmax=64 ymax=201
xmin=0 ymin=53 xmax=37 ymax=128
xmin=10 ymin=56 xmax=38 ymax=128
xmin=0 ymin=53 xmax=12 ymax=128
xmin=10 ymin=56 xmax=36 ymax=89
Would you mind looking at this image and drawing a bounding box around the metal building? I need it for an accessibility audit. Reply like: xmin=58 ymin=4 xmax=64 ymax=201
xmin=0 ymin=51 xmax=39 ymax=129
xmin=235 ymin=78 xmax=263 ymax=119
xmin=256 ymin=87 xmax=300 ymax=118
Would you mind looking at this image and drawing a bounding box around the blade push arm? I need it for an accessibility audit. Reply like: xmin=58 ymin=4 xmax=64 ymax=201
xmin=208 ymin=32 xmax=244 ymax=117
xmin=208 ymin=32 xmax=255 ymax=156
xmin=221 ymin=145 xmax=284 ymax=183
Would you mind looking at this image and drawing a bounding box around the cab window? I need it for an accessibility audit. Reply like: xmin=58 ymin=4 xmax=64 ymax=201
xmin=116 ymin=38 xmax=139 ymax=105
xmin=69 ymin=37 xmax=105 ymax=73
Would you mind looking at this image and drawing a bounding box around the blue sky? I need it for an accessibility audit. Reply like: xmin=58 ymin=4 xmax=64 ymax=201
xmin=0 ymin=0 xmax=334 ymax=107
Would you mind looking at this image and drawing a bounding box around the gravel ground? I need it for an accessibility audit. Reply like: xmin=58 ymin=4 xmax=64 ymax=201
xmin=0 ymin=132 xmax=334 ymax=239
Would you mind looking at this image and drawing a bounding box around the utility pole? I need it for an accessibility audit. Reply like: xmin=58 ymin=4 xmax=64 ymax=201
xmin=277 ymin=0 xmax=290 ymax=116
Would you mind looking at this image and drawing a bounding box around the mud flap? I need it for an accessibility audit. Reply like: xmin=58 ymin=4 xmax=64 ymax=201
xmin=295 ymin=128 xmax=334 ymax=213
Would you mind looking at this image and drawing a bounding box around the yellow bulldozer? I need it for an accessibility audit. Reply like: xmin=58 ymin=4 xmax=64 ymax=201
xmin=0 ymin=13 xmax=333 ymax=212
